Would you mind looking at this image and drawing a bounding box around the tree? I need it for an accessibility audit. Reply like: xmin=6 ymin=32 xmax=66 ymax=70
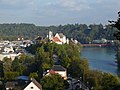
xmin=41 ymin=74 xmax=65 ymax=90
xmin=109 ymin=11 xmax=120 ymax=69
xmin=3 ymin=57 xmax=12 ymax=72
xmin=0 ymin=61 xmax=4 ymax=78
xmin=88 ymin=71 xmax=120 ymax=90
xmin=80 ymin=58 xmax=90 ymax=80
xmin=109 ymin=11 xmax=120 ymax=40
xmin=4 ymin=72 xmax=19 ymax=81
xmin=29 ymin=72 xmax=38 ymax=80
xmin=11 ymin=54 xmax=35 ymax=75
xmin=35 ymin=45 xmax=53 ymax=78
xmin=101 ymin=73 xmax=120 ymax=90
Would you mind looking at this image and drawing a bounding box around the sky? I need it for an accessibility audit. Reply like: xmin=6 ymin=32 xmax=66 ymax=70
xmin=0 ymin=0 xmax=120 ymax=26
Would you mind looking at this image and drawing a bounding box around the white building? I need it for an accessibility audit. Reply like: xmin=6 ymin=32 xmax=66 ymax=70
xmin=51 ymin=32 xmax=69 ymax=44
xmin=46 ymin=65 xmax=67 ymax=80
xmin=24 ymin=78 xmax=42 ymax=90
xmin=0 ymin=52 xmax=21 ymax=61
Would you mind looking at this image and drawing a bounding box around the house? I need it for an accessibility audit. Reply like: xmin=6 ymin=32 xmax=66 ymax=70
xmin=5 ymin=81 xmax=17 ymax=90
xmin=24 ymin=78 xmax=42 ymax=90
xmin=5 ymin=78 xmax=42 ymax=90
xmin=0 ymin=52 xmax=21 ymax=61
xmin=46 ymin=65 xmax=67 ymax=80
xmin=4 ymin=46 xmax=14 ymax=53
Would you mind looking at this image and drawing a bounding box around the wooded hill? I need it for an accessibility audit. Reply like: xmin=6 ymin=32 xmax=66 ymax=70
xmin=0 ymin=23 xmax=117 ymax=43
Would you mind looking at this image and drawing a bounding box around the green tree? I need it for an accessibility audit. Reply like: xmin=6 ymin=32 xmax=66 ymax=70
xmin=3 ymin=57 xmax=12 ymax=72
xmin=12 ymin=54 xmax=35 ymax=75
xmin=101 ymin=73 xmax=120 ymax=90
xmin=88 ymin=71 xmax=120 ymax=90
xmin=0 ymin=61 xmax=4 ymax=78
xmin=80 ymin=58 xmax=90 ymax=80
xmin=109 ymin=11 xmax=120 ymax=69
xmin=4 ymin=72 xmax=19 ymax=81
xmin=29 ymin=72 xmax=38 ymax=80
xmin=41 ymin=74 xmax=65 ymax=90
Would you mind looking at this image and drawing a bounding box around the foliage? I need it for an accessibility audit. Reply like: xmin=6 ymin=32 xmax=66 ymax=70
xmin=0 ymin=61 xmax=4 ymax=78
xmin=11 ymin=54 xmax=35 ymax=75
xmin=29 ymin=72 xmax=38 ymax=80
xmin=101 ymin=73 xmax=120 ymax=90
xmin=4 ymin=72 xmax=19 ymax=80
xmin=3 ymin=57 xmax=12 ymax=72
xmin=109 ymin=11 xmax=120 ymax=40
xmin=109 ymin=11 xmax=120 ymax=70
xmin=41 ymin=74 xmax=65 ymax=90
xmin=0 ymin=23 xmax=116 ymax=43
xmin=26 ymin=41 xmax=89 ymax=79
xmin=88 ymin=71 xmax=120 ymax=90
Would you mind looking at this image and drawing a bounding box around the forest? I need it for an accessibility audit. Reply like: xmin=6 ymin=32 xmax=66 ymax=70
xmin=0 ymin=23 xmax=117 ymax=43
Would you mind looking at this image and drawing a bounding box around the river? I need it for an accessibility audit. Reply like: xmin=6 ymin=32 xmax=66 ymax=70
xmin=81 ymin=47 xmax=119 ymax=74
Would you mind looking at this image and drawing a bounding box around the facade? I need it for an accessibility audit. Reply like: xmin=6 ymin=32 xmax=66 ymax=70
xmin=6 ymin=82 xmax=17 ymax=90
xmin=52 ymin=37 xmax=63 ymax=44
xmin=0 ymin=52 xmax=21 ymax=61
xmin=24 ymin=78 xmax=42 ymax=90
xmin=4 ymin=46 xmax=14 ymax=53
xmin=47 ymin=31 xmax=69 ymax=44
xmin=46 ymin=65 xmax=67 ymax=80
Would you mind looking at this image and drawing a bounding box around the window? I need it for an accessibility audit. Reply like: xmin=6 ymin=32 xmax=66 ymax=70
xmin=31 ymin=87 xmax=33 ymax=89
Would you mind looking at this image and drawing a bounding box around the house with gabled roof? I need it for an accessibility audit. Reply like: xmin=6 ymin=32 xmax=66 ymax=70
xmin=23 ymin=78 xmax=42 ymax=90
xmin=45 ymin=65 xmax=67 ymax=80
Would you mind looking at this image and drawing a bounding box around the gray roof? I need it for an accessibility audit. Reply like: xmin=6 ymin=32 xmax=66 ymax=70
xmin=52 ymin=65 xmax=66 ymax=71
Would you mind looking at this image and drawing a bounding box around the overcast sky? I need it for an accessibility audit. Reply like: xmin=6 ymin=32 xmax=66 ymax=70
xmin=0 ymin=0 xmax=120 ymax=26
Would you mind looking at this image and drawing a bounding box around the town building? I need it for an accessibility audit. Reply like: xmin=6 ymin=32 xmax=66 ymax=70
xmin=47 ymin=31 xmax=69 ymax=44
xmin=45 ymin=65 xmax=67 ymax=80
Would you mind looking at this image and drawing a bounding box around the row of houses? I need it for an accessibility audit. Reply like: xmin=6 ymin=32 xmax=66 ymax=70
xmin=5 ymin=65 xmax=67 ymax=90
xmin=6 ymin=78 xmax=42 ymax=90
xmin=0 ymin=40 xmax=32 ymax=61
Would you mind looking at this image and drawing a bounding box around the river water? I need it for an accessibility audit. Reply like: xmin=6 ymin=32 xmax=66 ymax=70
xmin=81 ymin=47 xmax=119 ymax=74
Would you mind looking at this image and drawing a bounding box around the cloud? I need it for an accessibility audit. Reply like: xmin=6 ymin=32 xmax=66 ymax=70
xmin=58 ymin=0 xmax=91 ymax=11
xmin=0 ymin=0 xmax=37 ymax=10
xmin=0 ymin=0 xmax=120 ymax=25
xmin=0 ymin=0 xmax=34 ymax=4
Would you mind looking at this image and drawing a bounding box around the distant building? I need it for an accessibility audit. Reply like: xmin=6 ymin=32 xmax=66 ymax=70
xmin=4 ymin=46 xmax=14 ymax=53
xmin=0 ymin=52 xmax=21 ymax=61
xmin=52 ymin=37 xmax=63 ymax=44
xmin=46 ymin=65 xmax=67 ymax=80
xmin=47 ymin=31 xmax=69 ymax=44
xmin=6 ymin=81 xmax=17 ymax=90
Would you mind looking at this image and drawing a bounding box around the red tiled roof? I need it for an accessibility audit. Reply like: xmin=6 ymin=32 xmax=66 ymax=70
xmin=49 ymin=70 xmax=55 ymax=74
xmin=53 ymin=37 xmax=61 ymax=42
